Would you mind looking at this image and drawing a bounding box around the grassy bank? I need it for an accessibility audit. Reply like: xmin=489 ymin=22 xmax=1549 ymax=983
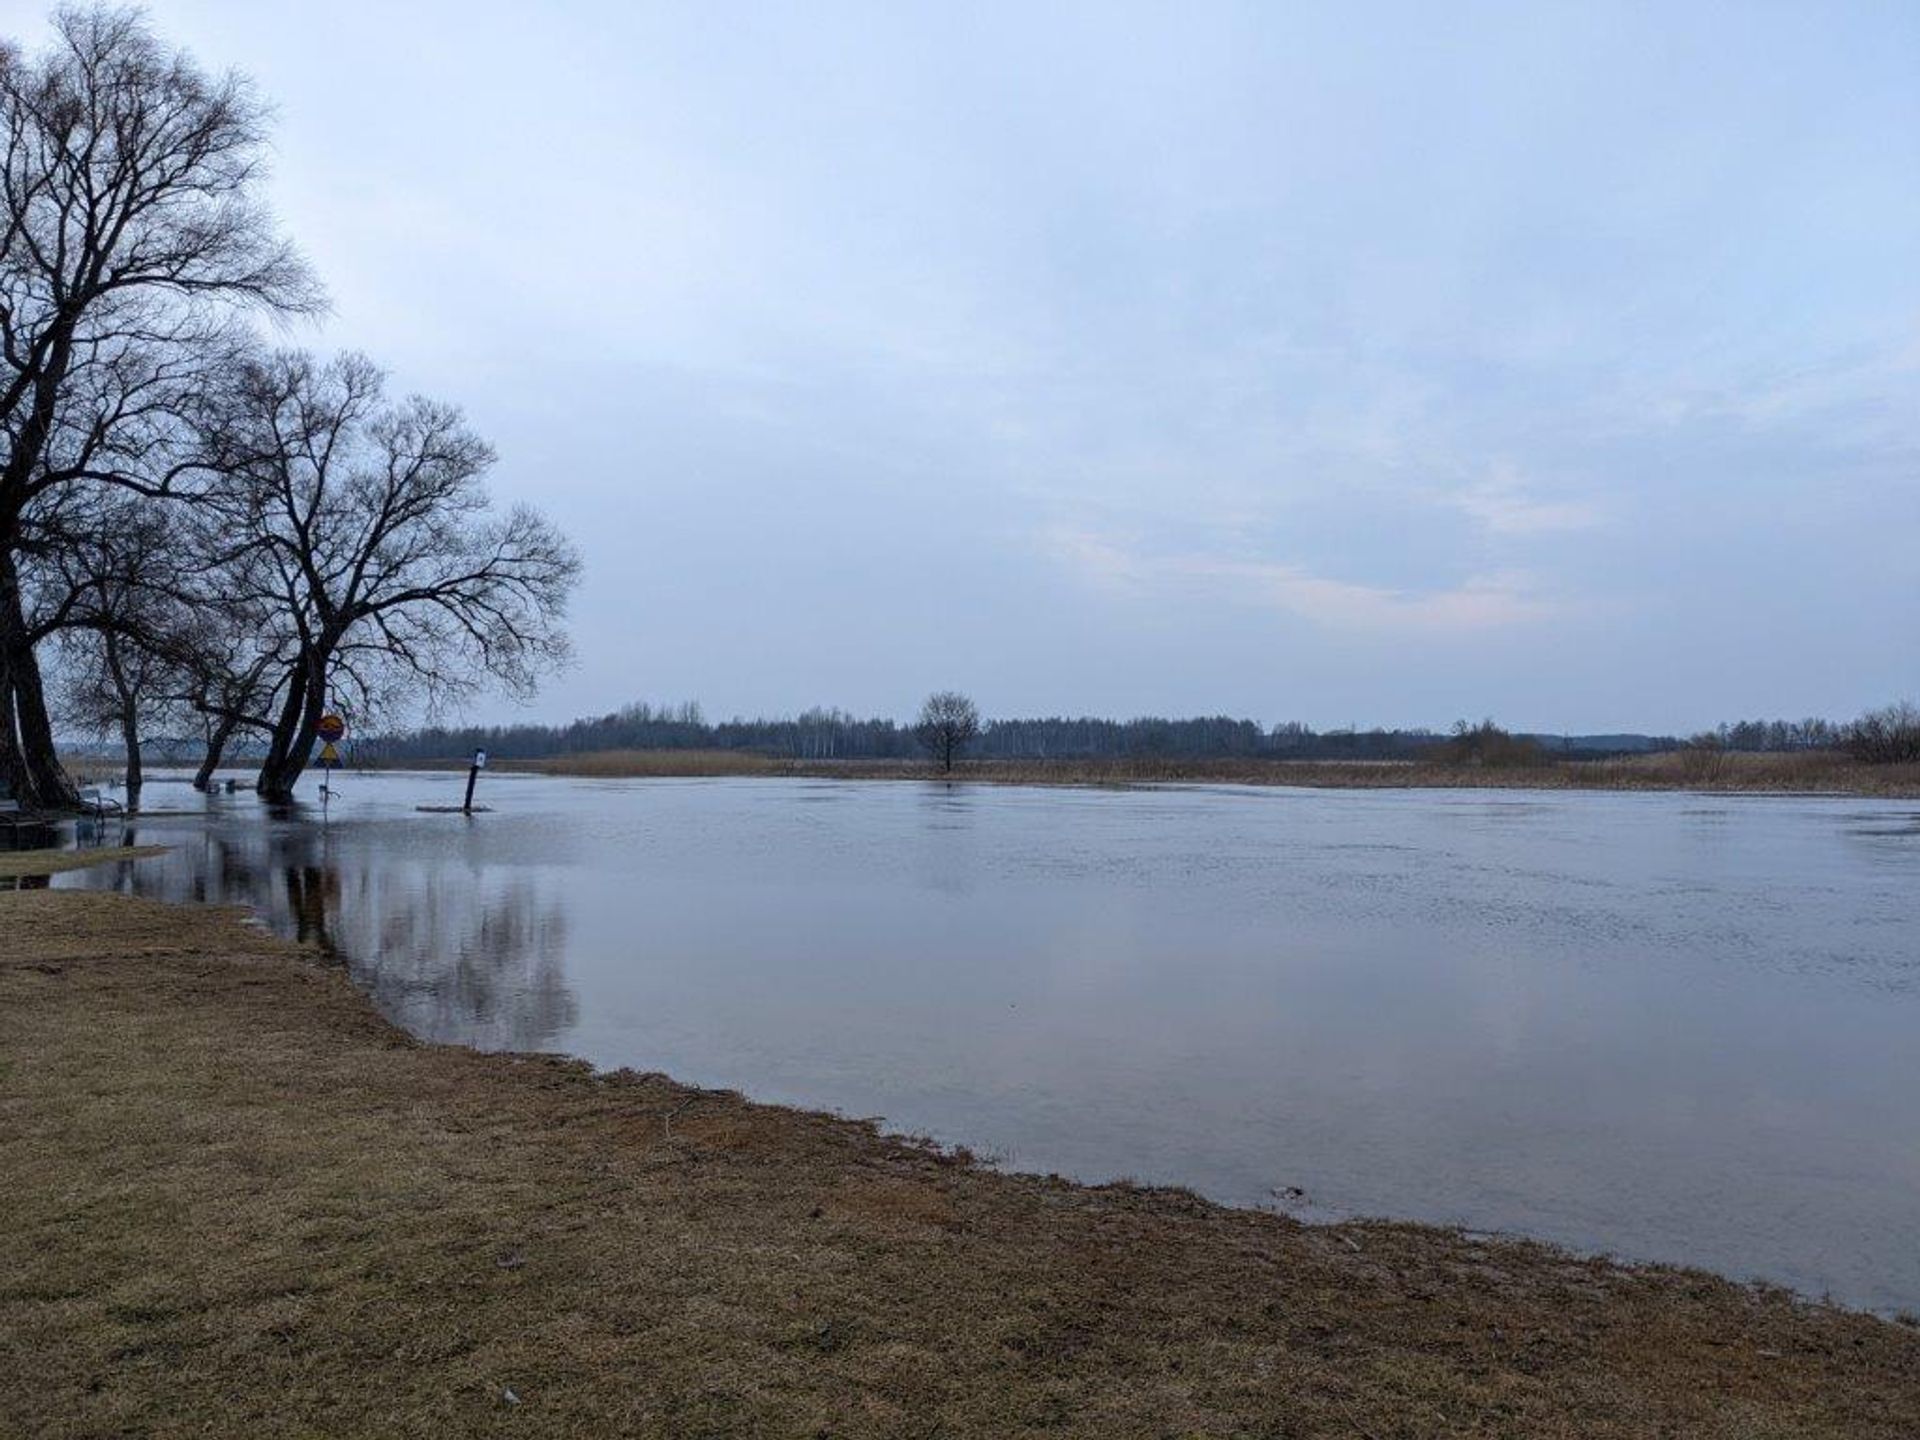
xmin=472 ymin=748 xmax=1920 ymax=796
xmin=0 ymin=844 xmax=167 ymax=881
xmin=3 ymin=891 xmax=1915 ymax=1436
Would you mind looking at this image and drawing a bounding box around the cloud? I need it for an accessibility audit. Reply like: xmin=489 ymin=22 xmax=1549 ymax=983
xmin=1448 ymin=465 xmax=1602 ymax=536
xmin=1635 ymin=343 xmax=1920 ymax=452
xmin=1046 ymin=527 xmax=1552 ymax=633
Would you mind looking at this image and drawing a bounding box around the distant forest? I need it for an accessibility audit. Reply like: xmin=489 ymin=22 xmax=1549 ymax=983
xmin=364 ymin=702 xmax=1701 ymax=764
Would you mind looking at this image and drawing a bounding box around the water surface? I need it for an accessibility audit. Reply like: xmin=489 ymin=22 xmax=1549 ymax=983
xmin=54 ymin=770 xmax=1920 ymax=1312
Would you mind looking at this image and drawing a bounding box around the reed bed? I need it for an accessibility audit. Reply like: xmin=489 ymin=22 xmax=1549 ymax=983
xmin=511 ymin=749 xmax=1920 ymax=796
xmin=509 ymin=748 xmax=782 ymax=777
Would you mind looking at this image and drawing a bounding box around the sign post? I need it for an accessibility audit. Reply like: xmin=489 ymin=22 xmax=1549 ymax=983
xmin=463 ymin=748 xmax=487 ymax=814
xmin=315 ymin=713 xmax=347 ymax=820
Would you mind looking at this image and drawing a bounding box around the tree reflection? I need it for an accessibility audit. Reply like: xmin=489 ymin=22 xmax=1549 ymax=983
xmin=915 ymin=780 xmax=979 ymax=896
xmin=75 ymin=819 xmax=578 ymax=1052
xmin=345 ymin=870 xmax=577 ymax=1052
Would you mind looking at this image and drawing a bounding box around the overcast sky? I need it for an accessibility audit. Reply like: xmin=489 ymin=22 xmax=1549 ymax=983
xmin=18 ymin=1 xmax=1916 ymax=731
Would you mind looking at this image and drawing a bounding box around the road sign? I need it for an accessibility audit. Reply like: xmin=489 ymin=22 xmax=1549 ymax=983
xmin=318 ymin=741 xmax=340 ymax=767
xmin=317 ymin=713 xmax=346 ymax=743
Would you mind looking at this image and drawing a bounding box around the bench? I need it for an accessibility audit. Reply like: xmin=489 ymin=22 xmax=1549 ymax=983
xmin=78 ymin=786 xmax=124 ymax=817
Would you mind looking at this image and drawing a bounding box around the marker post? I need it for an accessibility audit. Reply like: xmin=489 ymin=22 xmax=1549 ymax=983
xmin=463 ymin=748 xmax=487 ymax=814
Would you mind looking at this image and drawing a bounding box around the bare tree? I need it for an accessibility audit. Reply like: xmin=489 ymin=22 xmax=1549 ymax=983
xmin=203 ymin=350 xmax=579 ymax=801
xmin=1435 ymin=718 xmax=1547 ymax=769
xmin=178 ymin=607 xmax=288 ymax=789
xmin=45 ymin=496 xmax=195 ymax=803
xmin=1843 ymin=701 xmax=1920 ymax=764
xmin=32 ymin=480 xmax=291 ymax=792
xmin=915 ymin=690 xmax=980 ymax=774
xmin=54 ymin=614 xmax=174 ymax=803
xmin=0 ymin=6 xmax=318 ymax=808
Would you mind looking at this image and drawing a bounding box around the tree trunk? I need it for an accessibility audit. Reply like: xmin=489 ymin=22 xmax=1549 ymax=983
xmin=0 ymin=549 xmax=78 ymax=809
xmin=0 ymin=316 xmax=82 ymax=811
xmin=0 ymin=704 xmax=19 ymax=804
xmin=255 ymin=667 xmax=309 ymax=801
xmin=105 ymin=632 xmax=142 ymax=808
xmin=119 ymin=698 xmax=143 ymax=808
xmin=256 ymin=649 xmax=329 ymax=802
xmin=194 ymin=710 xmax=242 ymax=790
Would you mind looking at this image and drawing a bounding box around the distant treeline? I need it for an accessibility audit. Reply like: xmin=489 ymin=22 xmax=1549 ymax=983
xmin=365 ymin=702 xmax=1689 ymax=765
xmin=1689 ymin=718 xmax=1842 ymax=752
xmin=1682 ymin=710 xmax=1920 ymax=765
xmin=127 ymin=702 xmax=1920 ymax=770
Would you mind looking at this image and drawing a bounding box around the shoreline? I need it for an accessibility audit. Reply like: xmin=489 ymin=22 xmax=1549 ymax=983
xmin=52 ymin=751 xmax=1920 ymax=802
xmin=369 ymin=750 xmax=1920 ymax=798
xmin=3 ymin=873 xmax=1915 ymax=1435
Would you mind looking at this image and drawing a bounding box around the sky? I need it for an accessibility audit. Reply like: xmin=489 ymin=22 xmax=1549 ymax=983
xmin=11 ymin=1 xmax=1916 ymax=732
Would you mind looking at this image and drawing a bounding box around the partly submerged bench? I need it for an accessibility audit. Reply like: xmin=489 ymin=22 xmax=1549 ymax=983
xmin=78 ymin=787 xmax=124 ymax=817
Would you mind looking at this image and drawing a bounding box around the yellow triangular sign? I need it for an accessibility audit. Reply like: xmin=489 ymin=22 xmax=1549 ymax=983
xmin=319 ymin=741 xmax=340 ymax=765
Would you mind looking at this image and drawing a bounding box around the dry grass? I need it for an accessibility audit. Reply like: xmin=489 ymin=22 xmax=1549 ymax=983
xmin=519 ymin=749 xmax=1920 ymax=796
xmin=1574 ymin=750 xmax=1920 ymax=795
xmin=510 ymin=748 xmax=782 ymax=778
xmin=0 ymin=844 xmax=167 ymax=880
xmin=2 ymin=890 xmax=1915 ymax=1437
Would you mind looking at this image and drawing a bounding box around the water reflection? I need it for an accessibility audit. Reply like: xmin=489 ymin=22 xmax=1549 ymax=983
xmin=914 ymin=781 xmax=978 ymax=894
xmin=2 ymin=814 xmax=128 ymax=889
xmin=357 ymin=870 xmax=575 ymax=1050
xmin=72 ymin=805 xmax=578 ymax=1053
xmin=47 ymin=772 xmax=1920 ymax=1315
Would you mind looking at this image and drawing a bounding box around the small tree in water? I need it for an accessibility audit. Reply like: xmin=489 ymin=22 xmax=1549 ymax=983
xmin=915 ymin=691 xmax=980 ymax=774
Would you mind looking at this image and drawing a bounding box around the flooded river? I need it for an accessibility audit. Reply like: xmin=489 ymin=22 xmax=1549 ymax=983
xmin=44 ymin=770 xmax=1920 ymax=1312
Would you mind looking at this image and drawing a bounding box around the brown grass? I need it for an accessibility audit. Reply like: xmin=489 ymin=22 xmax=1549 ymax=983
xmin=1573 ymin=750 xmax=1920 ymax=795
xmin=515 ymin=749 xmax=1920 ymax=796
xmin=0 ymin=844 xmax=168 ymax=880
xmin=2 ymin=890 xmax=1915 ymax=1437
xmin=510 ymin=748 xmax=782 ymax=778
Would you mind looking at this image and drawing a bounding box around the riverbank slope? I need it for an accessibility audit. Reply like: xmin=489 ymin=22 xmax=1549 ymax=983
xmin=3 ymin=886 xmax=1915 ymax=1437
